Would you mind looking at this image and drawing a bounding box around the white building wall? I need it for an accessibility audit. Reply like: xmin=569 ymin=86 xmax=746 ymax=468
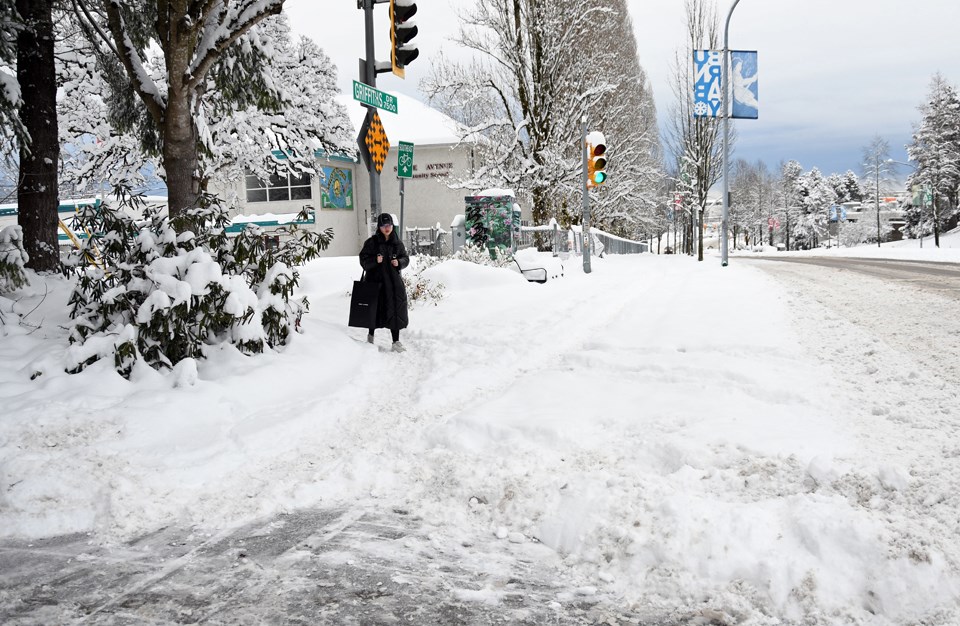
xmin=223 ymin=144 xmax=480 ymax=257
xmin=216 ymin=157 xmax=366 ymax=258
xmin=375 ymin=143 xmax=475 ymax=234
xmin=219 ymin=94 xmax=543 ymax=256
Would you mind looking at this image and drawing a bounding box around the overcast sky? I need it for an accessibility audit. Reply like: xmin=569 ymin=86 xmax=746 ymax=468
xmin=286 ymin=0 xmax=960 ymax=179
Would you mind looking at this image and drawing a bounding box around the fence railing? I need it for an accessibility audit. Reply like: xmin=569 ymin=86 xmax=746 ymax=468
xmin=590 ymin=229 xmax=648 ymax=255
xmin=404 ymin=226 xmax=448 ymax=257
xmin=518 ymin=222 xmax=647 ymax=256
xmin=517 ymin=222 xmax=567 ymax=254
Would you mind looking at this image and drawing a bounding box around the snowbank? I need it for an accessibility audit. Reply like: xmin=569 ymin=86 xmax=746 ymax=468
xmin=2 ymin=251 xmax=959 ymax=623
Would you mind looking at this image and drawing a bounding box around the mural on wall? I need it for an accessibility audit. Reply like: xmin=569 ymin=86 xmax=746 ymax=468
xmin=320 ymin=167 xmax=353 ymax=209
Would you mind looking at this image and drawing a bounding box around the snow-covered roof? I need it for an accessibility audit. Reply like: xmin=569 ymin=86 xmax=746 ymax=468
xmin=338 ymin=91 xmax=466 ymax=147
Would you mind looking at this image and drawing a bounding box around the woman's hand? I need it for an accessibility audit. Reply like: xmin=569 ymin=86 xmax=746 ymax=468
xmin=391 ymin=258 xmax=399 ymax=267
xmin=377 ymin=254 xmax=383 ymax=264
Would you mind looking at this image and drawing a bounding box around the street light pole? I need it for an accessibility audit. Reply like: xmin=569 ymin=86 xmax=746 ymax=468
xmin=720 ymin=0 xmax=742 ymax=267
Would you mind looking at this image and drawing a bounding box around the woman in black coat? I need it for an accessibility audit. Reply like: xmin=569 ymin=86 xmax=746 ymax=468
xmin=359 ymin=213 xmax=410 ymax=352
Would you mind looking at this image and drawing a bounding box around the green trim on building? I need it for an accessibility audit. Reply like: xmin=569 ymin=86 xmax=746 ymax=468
xmin=269 ymin=149 xmax=356 ymax=164
xmin=2 ymin=198 xmax=101 ymax=218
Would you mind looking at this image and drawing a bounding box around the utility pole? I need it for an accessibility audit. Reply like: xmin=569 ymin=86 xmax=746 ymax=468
xmin=581 ymin=117 xmax=591 ymax=274
xmin=720 ymin=0 xmax=742 ymax=267
xmin=360 ymin=0 xmax=381 ymax=230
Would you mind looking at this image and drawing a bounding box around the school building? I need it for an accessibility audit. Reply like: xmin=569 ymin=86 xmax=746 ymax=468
xmin=216 ymin=92 xmax=499 ymax=257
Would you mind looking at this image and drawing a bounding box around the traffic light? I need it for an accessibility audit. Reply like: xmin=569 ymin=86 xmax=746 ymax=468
xmin=390 ymin=0 xmax=419 ymax=79
xmin=586 ymin=131 xmax=607 ymax=188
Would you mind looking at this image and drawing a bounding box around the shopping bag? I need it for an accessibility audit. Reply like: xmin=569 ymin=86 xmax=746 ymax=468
xmin=348 ymin=277 xmax=380 ymax=329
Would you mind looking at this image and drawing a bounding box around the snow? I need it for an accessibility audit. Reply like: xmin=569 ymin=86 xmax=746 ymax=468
xmin=0 ymin=68 xmax=20 ymax=106
xmin=231 ymin=211 xmax=308 ymax=225
xmin=339 ymin=91 xmax=467 ymax=146
xmin=733 ymin=226 xmax=960 ymax=263
xmin=2 ymin=247 xmax=960 ymax=622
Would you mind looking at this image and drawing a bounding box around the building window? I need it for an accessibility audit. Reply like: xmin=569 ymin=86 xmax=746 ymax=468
xmin=245 ymin=171 xmax=312 ymax=203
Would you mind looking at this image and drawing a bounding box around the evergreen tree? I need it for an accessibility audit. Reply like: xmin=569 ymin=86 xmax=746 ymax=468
xmin=793 ymin=167 xmax=835 ymax=249
xmin=59 ymin=13 xmax=353 ymax=197
xmin=0 ymin=0 xmax=25 ymax=157
xmin=827 ymin=170 xmax=865 ymax=204
xmin=777 ymin=160 xmax=803 ymax=250
xmin=907 ymin=73 xmax=960 ymax=247
xmin=70 ymin=0 xmax=288 ymax=220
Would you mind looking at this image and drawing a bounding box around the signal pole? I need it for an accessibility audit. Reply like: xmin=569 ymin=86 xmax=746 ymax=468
xmin=581 ymin=116 xmax=591 ymax=274
xmin=360 ymin=0 xmax=382 ymax=229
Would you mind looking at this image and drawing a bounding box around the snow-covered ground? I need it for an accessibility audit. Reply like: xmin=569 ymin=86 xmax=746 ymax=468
xmin=2 ymin=239 xmax=959 ymax=624
xmin=731 ymin=226 xmax=960 ymax=263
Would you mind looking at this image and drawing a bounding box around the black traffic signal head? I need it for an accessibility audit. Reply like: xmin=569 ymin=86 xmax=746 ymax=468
xmin=390 ymin=0 xmax=419 ymax=78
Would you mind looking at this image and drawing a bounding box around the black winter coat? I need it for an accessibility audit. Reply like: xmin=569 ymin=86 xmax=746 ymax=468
xmin=359 ymin=231 xmax=410 ymax=330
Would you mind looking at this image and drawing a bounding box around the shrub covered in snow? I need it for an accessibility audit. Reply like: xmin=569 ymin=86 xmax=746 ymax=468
xmin=402 ymin=255 xmax=444 ymax=305
xmin=65 ymin=189 xmax=331 ymax=377
xmin=450 ymin=242 xmax=514 ymax=268
xmin=0 ymin=225 xmax=29 ymax=294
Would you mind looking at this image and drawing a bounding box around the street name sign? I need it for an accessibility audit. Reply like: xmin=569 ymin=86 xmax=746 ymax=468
xmin=353 ymin=80 xmax=398 ymax=114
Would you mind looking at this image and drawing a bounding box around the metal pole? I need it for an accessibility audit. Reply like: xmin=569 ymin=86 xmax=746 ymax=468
xmin=581 ymin=116 xmax=591 ymax=274
xmin=933 ymin=186 xmax=940 ymax=247
xmin=720 ymin=0 xmax=741 ymax=267
xmin=920 ymin=184 xmax=925 ymax=248
xmin=398 ymin=177 xmax=405 ymax=242
xmin=362 ymin=0 xmax=381 ymax=231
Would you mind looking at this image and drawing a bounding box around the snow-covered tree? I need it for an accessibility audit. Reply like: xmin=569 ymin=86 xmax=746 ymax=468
xmin=730 ymin=159 xmax=774 ymax=248
xmin=0 ymin=224 xmax=29 ymax=293
xmin=571 ymin=0 xmax=662 ymax=237
xmin=0 ymin=0 xmax=25 ymax=155
xmin=777 ymin=160 xmax=803 ymax=250
xmin=423 ymin=0 xmax=661 ymax=236
xmin=827 ymin=170 xmax=864 ymax=204
xmin=860 ymin=135 xmax=897 ymax=246
xmin=907 ymin=73 xmax=960 ymax=247
xmin=793 ymin=167 xmax=836 ymax=248
xmin=59 ymin=12 xmax=353 ymax=198
xmin=665 ymin=0 xmax=728 ymax=260
xmin=70 ymin=0 xmax=291 ymax=220
xmin=197 ymin=16 xmax=354 ymax=192
xmin=66 ymin=189 xmax=333 ymax=377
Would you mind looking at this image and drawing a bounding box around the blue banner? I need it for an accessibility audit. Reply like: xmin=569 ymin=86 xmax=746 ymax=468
xmin=730 ymin=50 xmax=758 ymax=119
xmin=693 ymin=50 xmax=723 ymax=117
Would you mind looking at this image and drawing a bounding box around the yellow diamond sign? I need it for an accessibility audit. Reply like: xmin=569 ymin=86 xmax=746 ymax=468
xmin=363 ymin=111 xmax=390 ymax=174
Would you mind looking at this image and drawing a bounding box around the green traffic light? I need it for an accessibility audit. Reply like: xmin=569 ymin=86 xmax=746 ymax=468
xmin=593 ymin=171 xmax=606 ymax=184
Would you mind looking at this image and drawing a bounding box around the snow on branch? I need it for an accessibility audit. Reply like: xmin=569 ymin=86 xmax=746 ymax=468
xmin=186 ymin=0 xmax=284 ymax=90
xmin=104 ymin=1 xmax=166 ymax=123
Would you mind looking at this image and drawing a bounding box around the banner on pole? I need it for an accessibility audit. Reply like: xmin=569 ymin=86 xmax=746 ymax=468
xmin=730 ymin=50 xmax=758 ymax=119
xmin=693 ymin=50 xmax=723 ymax=118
